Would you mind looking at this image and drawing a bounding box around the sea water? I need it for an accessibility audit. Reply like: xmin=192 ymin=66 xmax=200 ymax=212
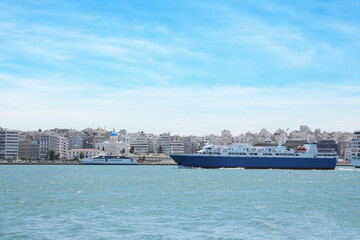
xmin=0 ymin=165 xmax=359 ymax=239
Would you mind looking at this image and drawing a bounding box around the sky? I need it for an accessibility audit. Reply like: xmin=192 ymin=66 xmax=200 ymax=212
xmin=0 ymin=0 xmax=359 ymax=135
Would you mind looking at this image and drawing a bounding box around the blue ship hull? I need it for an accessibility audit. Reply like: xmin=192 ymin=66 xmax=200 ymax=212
xmin=169 ymin=154 xmax=337 ymax=169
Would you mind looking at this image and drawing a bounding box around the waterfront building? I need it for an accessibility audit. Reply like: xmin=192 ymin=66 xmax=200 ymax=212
xmin=40 ymin=135 xmax=58 ymax=159
xmin=156 ymin=133 xmax=170 ymax=153
xmin=183 ymin=137 xmax=196 ymax=153
xmin=18 ymin=140 xmax=40 ymax=159
xmin=143 ymin=153 xmax=175 ymax=164
xmin=68 ymin=131 xmax=84 ymax=150
xmin=154 ymin=133 xmax=190 ymax=154
xmin=57 ymin=136 xmax=69 ymax=160
xmin=129 ymin=132 xmax=149 ymax=155
xmin=170 ymin=139 xmax=185 ymax=153
xmin=349 ymin=131 xmax=360 ymax=167
xmin=96 ymin=130 xmax=130 ymax=155
xmin=345 ymin=148 xmax=352 ymax=162
xmin=82 ymin=134 xmax=94 ymax=149
xmin=0 ymin=128 xmax=19 ymax=160
xmin=68 ymin=149 xmax=101 ymax=159
xmin=338 ymin=141 xmax=349 ymax=160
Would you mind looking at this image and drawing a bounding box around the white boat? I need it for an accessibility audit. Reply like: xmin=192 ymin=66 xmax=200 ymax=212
xmin=350 ymin=131 xmax=360 ymax=168
xmin=80 ymin=155 xmax=138 ymax=165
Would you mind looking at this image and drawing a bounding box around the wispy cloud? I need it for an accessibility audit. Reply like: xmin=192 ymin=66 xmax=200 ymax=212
xmin=1 ymin=74 xmax=359 ymax=134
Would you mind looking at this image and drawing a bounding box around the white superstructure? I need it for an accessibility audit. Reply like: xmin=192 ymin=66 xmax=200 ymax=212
xmin=350 ymin=131 xmax=360 ymax=168
xmin=197 ymin=133 xmax=337 ymax=160
xmin=80 ymin=155 xmax=138 ymax=165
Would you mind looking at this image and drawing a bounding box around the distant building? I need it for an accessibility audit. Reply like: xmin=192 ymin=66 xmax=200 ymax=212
xmin=221 ymin=129 xmax=232 ymax=138
xmin=68 ymin=131 xmax=84 ymax=150
xmin=57 ymin=136 xmax=69 ymax=160
xmin=0 ymin=128 xmax=19 ymax=160
xmin=156 ymin=133 xmax=170 ymax=154
xmin=170 ymin=139 xmax=185 ymax=153
xmin=40 ymin=135 xmax=58 ymax=159
xmin=143 ymin=153 xmax=175 ymax=164
xmin=96 ymin=130 xmax=129 ymax=155
xmin=82 ymin=134 xmax=94 ymax=149
xmin=300 ymin=125 xmax=311 ymax=133
xmin=183 ymin=137 xmax=196 ymax=153
xmin=338 ymin=141 xmax=349 ymax=160
xmin=18 ymin=140 xmax=40 ymax=159
xmin=68 ymin=149 xmax=101 ymax=159
xmin=129 ymin=132 xmax=149 ymax=154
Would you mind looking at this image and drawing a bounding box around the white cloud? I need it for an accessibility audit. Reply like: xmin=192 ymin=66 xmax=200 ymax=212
xmin=1 ymin=75 xmax=359 ymax=135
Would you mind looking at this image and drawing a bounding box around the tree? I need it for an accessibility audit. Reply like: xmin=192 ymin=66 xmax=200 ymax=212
xmin=130 ymin=146 xmax=135 ymax=154
xmin=102 ymin=146 xmax=105 ymax=151
xmin=157 ymin=146 xmax=163 ymax=154
xmin=74 ymin=156 xmax=79 ymax=161
xmin=55 ymin=152 xmax=60 ymax=160
xmin=80 ymin=152 xmax=85 ymax=159
xmin=47 ymin=150 xmax=55 ymax=160
xmin=120 ymin=148 xmax=125 ymax=153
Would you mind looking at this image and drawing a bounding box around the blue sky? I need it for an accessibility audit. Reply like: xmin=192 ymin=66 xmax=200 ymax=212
xmin=0 ymin=0 xmax=359 ymax=135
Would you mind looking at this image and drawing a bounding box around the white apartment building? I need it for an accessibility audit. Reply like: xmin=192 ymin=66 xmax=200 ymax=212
xmin=156 ymin=133 xmax=170 ymax=153
xmin=0 ymin=128 xmax=19 ymax=160
xmin=170 ymin=139 xmax=185 ymax=153
xmin=155 ymin=133 xmax=188 ymax=154
xmin=144 ymin=153 xmax=175 ymax=164
xmin=129 ymin=132 xmax=149 ymax=154
xmin=57 ymin=136 xmax=69 ymax=160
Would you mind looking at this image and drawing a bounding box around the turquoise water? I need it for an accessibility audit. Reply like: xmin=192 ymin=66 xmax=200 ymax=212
xmin=0 ymin=166 xmax=359 ymax=239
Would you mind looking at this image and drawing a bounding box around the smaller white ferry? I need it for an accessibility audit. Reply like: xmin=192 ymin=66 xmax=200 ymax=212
xmin=80 ymin=155 xmax=138 ymax=165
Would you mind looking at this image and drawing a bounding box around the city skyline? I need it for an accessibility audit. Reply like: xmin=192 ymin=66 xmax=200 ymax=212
xmin=0 ymin=0 xmax=359 ymax=135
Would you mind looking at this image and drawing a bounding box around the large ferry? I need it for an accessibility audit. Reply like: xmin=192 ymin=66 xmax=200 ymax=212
xmin=169 ymin=136 xmax=337 ymax=169
xmin=80 ymin=155 xmax=138 ymax=165
xmin=350 ymin=131 xmax=360 ymax=168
